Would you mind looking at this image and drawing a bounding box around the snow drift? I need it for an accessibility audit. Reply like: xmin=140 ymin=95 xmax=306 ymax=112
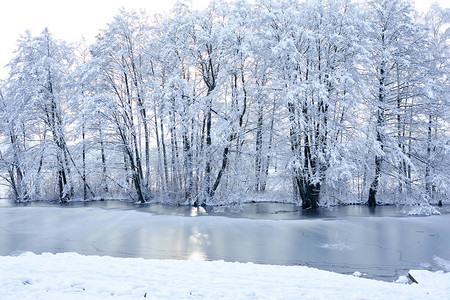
xmin=1 ymin=252 xmax=449 ymax=299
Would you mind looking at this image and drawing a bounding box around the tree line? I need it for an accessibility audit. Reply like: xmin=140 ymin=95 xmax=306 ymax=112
xmin=0 ymin=0 xmax=448 ymax=208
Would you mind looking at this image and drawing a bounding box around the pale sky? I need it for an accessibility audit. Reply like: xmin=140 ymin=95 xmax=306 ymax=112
xmin=0 ymin=0 xmax=447 ymax=80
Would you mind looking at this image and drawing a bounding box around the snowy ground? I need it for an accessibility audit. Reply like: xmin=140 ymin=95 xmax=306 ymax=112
xmin=1 ymin=252 xmax=449 ymax=299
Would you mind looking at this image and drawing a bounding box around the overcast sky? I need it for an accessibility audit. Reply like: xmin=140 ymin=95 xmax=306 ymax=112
xmin=0 ymin=0 xmax=447 ymax=79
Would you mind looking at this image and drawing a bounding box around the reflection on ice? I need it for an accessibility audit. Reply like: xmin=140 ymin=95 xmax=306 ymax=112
xmin=320 ymin=243 xmax=352 ymax=251
xmin=188 ymin=227 xmax=208 ymax=261
xmin=190 ymin=206 xmax=207 ymax=217
xmin=188 ymin=251 xmax=206 ymax=261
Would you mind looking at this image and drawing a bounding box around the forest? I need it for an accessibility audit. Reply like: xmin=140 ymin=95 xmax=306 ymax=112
xmin=0 ymin=0 xmax=448 ymax=208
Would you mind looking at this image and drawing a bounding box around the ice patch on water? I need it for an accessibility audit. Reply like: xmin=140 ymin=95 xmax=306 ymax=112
xmin=395 ymin=276 xmax=409 ymax=284
xmin=320 ymin=242 xmax=352 ymax=251
xmin=352 ymin=271 xmax=362 ymax=277
xmin=408 ymin=204 xmax=440 ymax=216
xmin=433 ymin=256 xmax=450 ymax=271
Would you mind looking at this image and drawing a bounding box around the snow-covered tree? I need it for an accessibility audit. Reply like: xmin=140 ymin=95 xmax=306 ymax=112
xmin=4 ymin=29 xmax=75 ymax=202
xmin=1 ymin=0 xmax=448 ymax=207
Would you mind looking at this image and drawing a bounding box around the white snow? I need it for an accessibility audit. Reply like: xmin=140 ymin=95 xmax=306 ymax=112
xmin=319 ymin=242 xmax=352 ymax=251
xmin=395 ymin=276 xmax=409 ymax=284
xmin=407 ymin=204 xmax=441 ymax=216
xmin=1 ymin=252 xmax=449 ymax=299
xmin=352 ymin=271 xmax=362 ymax=277
xmin=434 ymin=256 xmax=450 ymax=271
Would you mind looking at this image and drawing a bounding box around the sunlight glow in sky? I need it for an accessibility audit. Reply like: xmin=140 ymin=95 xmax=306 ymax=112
xmin=0 ymin=0 xmax=447 ymax=79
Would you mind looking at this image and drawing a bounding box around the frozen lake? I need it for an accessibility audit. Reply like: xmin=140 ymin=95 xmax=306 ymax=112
xmin=0 ymin=201 xmax=449 ymax=282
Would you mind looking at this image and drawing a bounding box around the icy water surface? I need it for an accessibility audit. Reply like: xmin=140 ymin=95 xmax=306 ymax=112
xmin=0 ymin=200 xmax=449 ymax=282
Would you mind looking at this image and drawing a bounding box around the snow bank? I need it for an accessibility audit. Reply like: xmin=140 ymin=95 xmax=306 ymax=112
xmin=407 ymin=204 xmax=441 ymax=216
xmin=1 ymin=252 xmax=449 ymax=299
xmin=434 ymin=256 xmax=450 ymax=272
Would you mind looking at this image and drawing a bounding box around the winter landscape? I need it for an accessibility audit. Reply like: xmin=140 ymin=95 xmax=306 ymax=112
xmin=0 ymin=0 xmax=449 ymax=299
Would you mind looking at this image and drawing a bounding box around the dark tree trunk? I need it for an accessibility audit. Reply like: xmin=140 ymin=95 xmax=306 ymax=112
xmin=205 ymin=100 xmax=212 ymax=199
xmin=99 ymin=126 xmax=108 ymax=193
xmin=368 ymin=154 xmax=381 ymax=207
xmin=425 ymin=115 xmax=432 ymax=196
xmin=183 ymin=128 xmax=193 ymax=202
xmin=82 ymin=121 xmax=87 ymax=201
xmin=368 ymin=33 xmax=386 ymax=207
xmin=255 ymin=101 xmax=263 ymax=192
xmin=368 ymin=107 xmax=384 ymax=206
xmin=301 ymin=181 xmax=321 ymax=209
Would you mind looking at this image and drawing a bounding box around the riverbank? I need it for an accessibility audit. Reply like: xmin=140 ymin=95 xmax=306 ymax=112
xmin=1 ymin=252 xmax=449 ymax=299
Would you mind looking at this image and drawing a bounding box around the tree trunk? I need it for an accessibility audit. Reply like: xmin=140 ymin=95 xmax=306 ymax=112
xmin=300 ymin=180 xmax=320 ymax=209
xmin=99 ymin=125 xmax=108 ymax=193
xmin=255 ymin=101 xmax=263 ymax=192
xmin=204 ymin=99 xmax=212 ymax=201
xmin=425 ymin=114 xmax=432 ymax=196
xmin=368 ymin=153 xmax=381 ymax=206
xmin=160 ymin=115 xmax=169 ymax=192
